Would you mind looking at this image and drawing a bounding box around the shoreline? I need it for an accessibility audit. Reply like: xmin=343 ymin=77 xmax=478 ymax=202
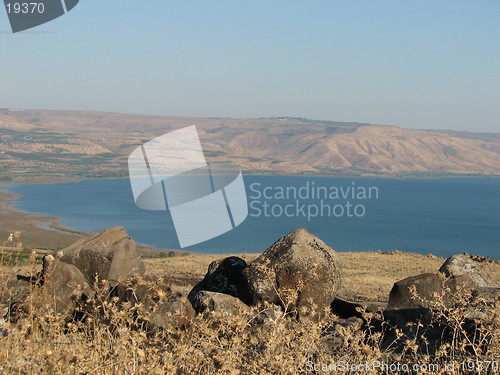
xmin=0 ymin=185 xmax=190 ymax=255
xmin=3 ymin=171 xmax=500 ymax=186
xmin=0 ymin=188 xmax=85 ymax=250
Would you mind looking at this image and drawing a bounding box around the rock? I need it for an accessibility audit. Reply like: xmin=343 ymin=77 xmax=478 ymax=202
xmin=464 ymin=287 xmax=500 ymax=320
xmin=387 ymin=273 xmax=447 ymax=311
xmin=243 ymin=228 xmax=342 ymax=319
xmin=153 ymin=294 xmax=195 ymax=330
xmin=111 ymin=277 xmax=194 ymax=330
xmin=3 ymin=278 xmax=36 ymax=322
xmin=191 ymin=291 xmax=251 ymax=316
xmin=331 ymin=297 xmax=386 ymax=319
xmin=188 ymin=256 xmax=251 ymax=306
xmin=60 ymin=227 xmax=145 ymax=286
xmin=384 ymin=273 xmax=499 ymax=354
xmin=40 ymin=256 xmax=95 ymax=317
xmin=438 ymin=254 xmax=496 ymax=288
xmin=5 ymin=256 xmax=94 ymax=321
xmin=387 ymin=253 xmax=498 ymax=312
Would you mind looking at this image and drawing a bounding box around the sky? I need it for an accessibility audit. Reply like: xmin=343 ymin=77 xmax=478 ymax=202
xmin=1 ymin=0 xmax=499 ymax=132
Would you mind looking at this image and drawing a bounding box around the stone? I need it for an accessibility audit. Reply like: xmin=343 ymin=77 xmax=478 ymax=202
xmin=331 ymin=297 xmax=386 ymax=319
xmin=4 ymin=256 xmax=94 ymax=321
xmin=111 ymin=277 xmax=194 ymax=330
xmin=141 ymin=292 xmax=195 ymax=331
xmin=243 ymin=228 xmax=342 ymax=319
xmin=40 ymin=256 xmax=95 ymax=317
xmin=191 ymin=290 xmax=251 ymax=316
xmin=464 ymin=287 xmax=500 ymax=320
xmin=188 ymin=256 xmax=251 ymax=306
xmin=387 ymin=273 xmax=447 ymax=311
xmin=438 ymin=254 xmax=496 ymax=288
xmin=60 ymin=227 xmax=145 ymax=286
xmin=3 ymin=277 xmax=37 ymax=322
xmin=386 ymin=263 xmax=499 ymax=334
xmin=384 ymin=272 xmax=499 ymax=354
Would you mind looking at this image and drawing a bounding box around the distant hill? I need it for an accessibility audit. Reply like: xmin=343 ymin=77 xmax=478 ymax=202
xmin=0 ymin=109 xmax=499 ymax=181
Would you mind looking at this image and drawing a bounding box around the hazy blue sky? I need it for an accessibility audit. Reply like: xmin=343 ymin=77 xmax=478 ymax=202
xmin=1 ymin=0 xmax=499 ymax=132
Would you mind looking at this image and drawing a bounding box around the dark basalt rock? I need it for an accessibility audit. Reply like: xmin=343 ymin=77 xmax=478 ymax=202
xmin=188 ymin=256 xmax=252 ymax=306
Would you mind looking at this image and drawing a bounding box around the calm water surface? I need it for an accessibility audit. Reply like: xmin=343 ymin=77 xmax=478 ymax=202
xmin=6 ymin=176 xmax=499 ymax=258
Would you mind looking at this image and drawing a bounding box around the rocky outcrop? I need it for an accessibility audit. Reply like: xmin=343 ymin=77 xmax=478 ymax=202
xmin=384 ymin=253 xmax=499 ymax=354
xmin=188 ymin=256 xmax=251 ymax=306
xmin=388 ymin=254 xmax=497 ymax=313
xmin=243 ymin=228 xmax=342 ymax=319
xmin=60 ymin=227 xmax=145 ymax=286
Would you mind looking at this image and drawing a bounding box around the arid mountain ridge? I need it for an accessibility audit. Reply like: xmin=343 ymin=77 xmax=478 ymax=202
xmin=0 ymin=109 xmax=499 ymax=181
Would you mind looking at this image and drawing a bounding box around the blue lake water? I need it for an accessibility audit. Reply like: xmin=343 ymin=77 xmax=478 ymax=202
xmin=5 ymin=176 xmax=500 ymax=258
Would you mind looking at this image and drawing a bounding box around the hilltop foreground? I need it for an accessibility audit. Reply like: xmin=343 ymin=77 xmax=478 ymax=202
xmin=1 ymin=226 xmax=499 ymax=374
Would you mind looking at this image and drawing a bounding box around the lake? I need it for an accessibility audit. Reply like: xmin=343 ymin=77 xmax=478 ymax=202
xmin=5 ymin=176 xmax=500 ymax=258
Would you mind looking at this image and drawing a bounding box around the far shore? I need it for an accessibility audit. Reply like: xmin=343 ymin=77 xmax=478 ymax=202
xmin=3 ymin=170 xmax=500 ymax=186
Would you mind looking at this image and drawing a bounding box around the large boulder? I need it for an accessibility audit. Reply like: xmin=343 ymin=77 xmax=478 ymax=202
xmin=439 ymin=254 xmax=496 ymax=288
xmin=243 ymin=228 xmax=342 ymax=319
xmin=188 ymin=256 xmax=251 ymax=306
xmin=60 ymin=227 xmax=145 ymax=286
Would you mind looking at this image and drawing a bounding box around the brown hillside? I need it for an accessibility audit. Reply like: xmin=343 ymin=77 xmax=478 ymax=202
xmin=1 ymin=109 xmax=499 ymax=181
